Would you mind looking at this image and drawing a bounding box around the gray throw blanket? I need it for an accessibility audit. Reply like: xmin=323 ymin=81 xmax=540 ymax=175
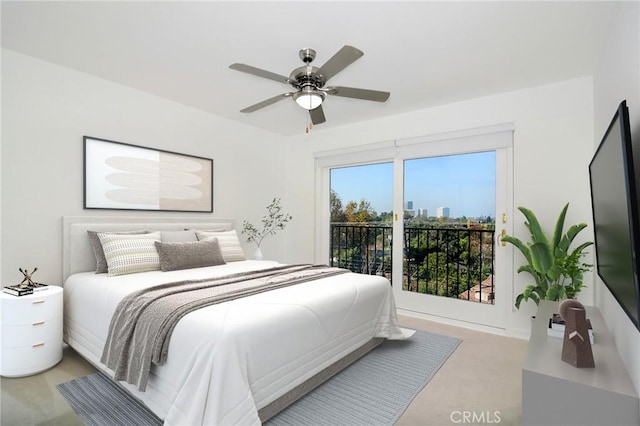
xmin=101 ymin=264 xmax=349 ymax=391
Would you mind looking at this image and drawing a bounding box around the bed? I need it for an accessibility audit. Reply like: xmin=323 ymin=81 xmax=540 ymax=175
xmin=62 ymin=216 xmax=407 ymax=425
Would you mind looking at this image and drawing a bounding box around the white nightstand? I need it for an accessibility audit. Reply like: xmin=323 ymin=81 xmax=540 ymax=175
xmin=0 ymin=286 xmax=63 ymax=377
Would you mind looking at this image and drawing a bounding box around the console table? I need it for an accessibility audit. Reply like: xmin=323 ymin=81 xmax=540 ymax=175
xmin=522 ymin=301 xmax=639 ymax=425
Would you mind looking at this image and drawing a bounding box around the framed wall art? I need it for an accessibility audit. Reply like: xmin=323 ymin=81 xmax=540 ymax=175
xmin=84 ymin=136 xmax=213 ymax=212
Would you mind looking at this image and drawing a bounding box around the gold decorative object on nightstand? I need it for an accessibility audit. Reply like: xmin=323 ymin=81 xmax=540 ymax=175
xmin=15 ymin=267 xmax=48 ymax=292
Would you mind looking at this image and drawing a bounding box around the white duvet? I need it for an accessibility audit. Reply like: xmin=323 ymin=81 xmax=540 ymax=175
xmin=63 ymin=260 xmax=406 ymax=425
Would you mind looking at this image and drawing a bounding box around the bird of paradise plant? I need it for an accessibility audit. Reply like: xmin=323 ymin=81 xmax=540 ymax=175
xmin=502 ymin=203 xmax=593 ymax=309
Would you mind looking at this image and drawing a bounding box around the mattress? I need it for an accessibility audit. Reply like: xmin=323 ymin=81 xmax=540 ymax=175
xmin=63 ymin=260 xmax=405 ymax=425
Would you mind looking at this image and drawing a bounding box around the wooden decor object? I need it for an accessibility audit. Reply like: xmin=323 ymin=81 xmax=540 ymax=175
xmin=561 ymin=306 xmax=595 ymax=368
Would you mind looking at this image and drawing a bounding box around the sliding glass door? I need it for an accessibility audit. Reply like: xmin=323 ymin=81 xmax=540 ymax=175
xmin=316 ymin=126 xmax=513 ymax=329
xmin=394 ymin=149 xmax=509 ymax=329
xmin=329 ymin=163 xmax=393 ymax=281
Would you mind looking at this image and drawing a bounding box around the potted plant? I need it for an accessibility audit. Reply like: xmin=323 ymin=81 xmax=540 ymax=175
xmin=502 ymin=203 xmax=593 ymax=309
xmin=242 ymin=198 xmax=293 ymax=260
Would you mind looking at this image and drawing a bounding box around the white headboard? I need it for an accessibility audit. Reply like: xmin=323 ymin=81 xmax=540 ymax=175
xmin=62 ymin=216 xmax=236 ymax=282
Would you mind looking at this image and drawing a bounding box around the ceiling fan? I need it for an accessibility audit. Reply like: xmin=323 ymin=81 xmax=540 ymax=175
xmin=229 ymin=45 xmax=390 ymax=125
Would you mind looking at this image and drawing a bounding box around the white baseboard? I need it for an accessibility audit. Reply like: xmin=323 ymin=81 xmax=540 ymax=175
xmin=397 ymin=308 xmax=530 ymax=340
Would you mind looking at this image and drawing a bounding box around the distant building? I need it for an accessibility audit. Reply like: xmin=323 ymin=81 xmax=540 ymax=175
xmin=417 ymin=208 xmax=427 ymax=217
xmin=404 ymin=201 xmax=415 ymax=218
xmin=459 ymin=275 xmax=495 ymax=304
xmin=437 ymin=207 xmax=450 ymax=218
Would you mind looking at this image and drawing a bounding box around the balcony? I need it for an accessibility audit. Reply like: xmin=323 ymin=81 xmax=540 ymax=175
xmin=330 ymin=222 xmax=495 ymax=304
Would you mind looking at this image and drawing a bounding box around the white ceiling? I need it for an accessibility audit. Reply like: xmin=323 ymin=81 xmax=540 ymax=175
xmin=1 ymin=1 xmax=616 ymax=135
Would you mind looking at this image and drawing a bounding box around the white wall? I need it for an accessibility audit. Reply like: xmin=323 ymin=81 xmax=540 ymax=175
xmin=284 ymin=76 xmax=595 ymax=338
xmin=1 ymin=49 xmax=287 ymax=286
xmin=592 ymin=1 xmax=640 ymax=397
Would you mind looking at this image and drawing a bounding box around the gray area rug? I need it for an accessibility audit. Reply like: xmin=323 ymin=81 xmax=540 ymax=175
xmin=57 ymin=371 xmax=162 ymax=426
xmin=57 ymin=330 xmax=460 ymax=426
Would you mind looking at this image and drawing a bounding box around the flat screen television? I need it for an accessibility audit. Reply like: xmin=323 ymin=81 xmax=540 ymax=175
xmin=589 ymin=100 xmax=640 ymax=331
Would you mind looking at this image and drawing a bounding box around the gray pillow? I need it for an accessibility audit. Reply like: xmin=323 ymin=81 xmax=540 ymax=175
xmin=87 ymin=230 xmax=149 ymax=273
xmin=155 ymin=238 xmax=226 ymax=272
xmin=161 ymin=230 xmax=198 ymax=242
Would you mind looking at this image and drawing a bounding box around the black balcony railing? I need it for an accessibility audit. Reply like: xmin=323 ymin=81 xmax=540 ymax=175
xmin=330 ymin=223 xmax=393 ymax=279
xmin=330 ymin=223 xmax=495 ymax=304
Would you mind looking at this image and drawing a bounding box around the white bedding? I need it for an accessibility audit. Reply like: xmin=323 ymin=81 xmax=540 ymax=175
xmin=64 ymin=260 xmax=405 ymax=425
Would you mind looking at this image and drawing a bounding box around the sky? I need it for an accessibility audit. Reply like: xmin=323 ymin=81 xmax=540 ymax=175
xmin=330 ymin=151 xmax=496 ymax=218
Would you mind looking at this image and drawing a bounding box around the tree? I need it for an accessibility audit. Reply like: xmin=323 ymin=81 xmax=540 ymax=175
xmin=377 ymin=211 xmax=394 ymax=222
xmin=330 ymin=189 xmax=346 ymax=222
xmin=344 ymin=199 xmax=377 ymax=223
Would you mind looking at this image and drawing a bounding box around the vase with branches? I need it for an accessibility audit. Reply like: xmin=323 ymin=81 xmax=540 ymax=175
xmin=242 ymin=198 xmax=293 ymax=259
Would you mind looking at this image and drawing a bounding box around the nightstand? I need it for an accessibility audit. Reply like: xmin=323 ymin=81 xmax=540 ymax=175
xmin=0 ymin=286 xmax=63 ymax=377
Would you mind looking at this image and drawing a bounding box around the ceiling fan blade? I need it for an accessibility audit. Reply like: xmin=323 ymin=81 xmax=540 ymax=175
xmin=316 ymin=45 xmax=364 ymax=82
xmin=240 ymin=93 xmax=292 ymax=113
xmin=328 ymin=86 xmax=390 ymax=102
xmin=309 ymin=105 xmax=326 ymax=125
xmin=229 ymin=63 xmax=292 ymax=85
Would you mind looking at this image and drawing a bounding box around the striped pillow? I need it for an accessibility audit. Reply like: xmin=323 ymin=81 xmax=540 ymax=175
xmin=87 ymin=230 xmax=149 ymax=273
xmin=196 ymin=230 xmax=246 ymax=262
xmin=97 ymin=232 xmax=162 ymax=276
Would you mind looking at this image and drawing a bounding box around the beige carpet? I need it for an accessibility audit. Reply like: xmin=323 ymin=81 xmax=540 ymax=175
xmin=395 ymin=316 xmax=527 ymax=426
xmin=0 ymin=315 xmax=528 ymax=426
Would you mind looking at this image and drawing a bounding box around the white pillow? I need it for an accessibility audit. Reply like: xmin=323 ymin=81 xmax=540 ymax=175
xmin=97 ymin=232 xmax=162 ymax=276
xmin=196 ymin=229 xmax=246 ymax=262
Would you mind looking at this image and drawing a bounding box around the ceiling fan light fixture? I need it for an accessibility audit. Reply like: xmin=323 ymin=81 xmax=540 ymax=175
xmin=294 ymin=89 xmax=325 ymax=110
